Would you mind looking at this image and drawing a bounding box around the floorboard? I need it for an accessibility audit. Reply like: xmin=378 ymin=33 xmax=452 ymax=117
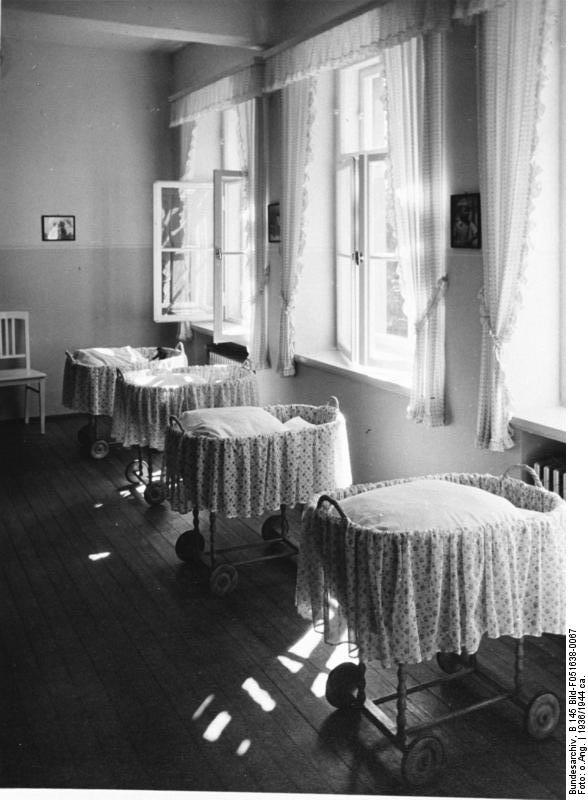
xmin=0 ymin=415 xmax=566 ymax=797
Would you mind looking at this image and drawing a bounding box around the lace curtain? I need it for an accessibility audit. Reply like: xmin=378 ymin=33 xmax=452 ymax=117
xmin=170 ymin=67 xmax=268 ymax=367
xmin=170 ymin=62 xmax=264 ymax=126
xmin=474 ymin=0 xmax=549 ymax=449
xmin=236 ymin=98 xmax=270 ymax=370
xmin=277 ymin=78 xmax=316 ymax=376
xmin=382 ymin=32 xmax=447 ymax=426
xmin=264 ymin=0 xmax=452 ymax=92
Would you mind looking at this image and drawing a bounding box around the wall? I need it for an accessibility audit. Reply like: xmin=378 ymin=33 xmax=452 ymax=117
xmin=268 ymin=22 xmax=517 ymax=482
xmin=176 ymin=20 xmax=522 ymax=482
xmin=0 ymin=37 xmax=177 ymax=419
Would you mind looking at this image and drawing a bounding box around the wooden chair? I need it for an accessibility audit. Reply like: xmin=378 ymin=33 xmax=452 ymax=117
xmin=0 ymin=311 xmax=47 ymax=433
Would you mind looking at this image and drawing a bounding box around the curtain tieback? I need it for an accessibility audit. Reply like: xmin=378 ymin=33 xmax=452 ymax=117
xmin=414 ymin=275 xmax=448 ymax=333
xmin=479 ymin=290 xmax=505 ymax=365
xmin=280 ymin=292 xmax=295 ymax=315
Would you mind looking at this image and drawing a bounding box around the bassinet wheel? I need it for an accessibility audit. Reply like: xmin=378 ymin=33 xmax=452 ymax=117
xmin=175 ymin=531 xmax=205 ymax=562
xmin=401 ymin=736 xmax=445 ymax=788
xmin=143 ymin=482 xmax=166 ymax=506
xmin=525 ymin=691 xmax=560 ymax=739
xmin=125 ymin=458 xmax=149 ymax=485
xmin=325 ymin=663 xmax=363 ymax=708
xmin=261 ymin=515 xmax=289 ymax=541
xmin=210 ymin=564 xmax=239 ymax=596
xmin=436 ymin=651 xmax=473 ymax=674
xmin=90 ymin=439 xmax=110 ymax=460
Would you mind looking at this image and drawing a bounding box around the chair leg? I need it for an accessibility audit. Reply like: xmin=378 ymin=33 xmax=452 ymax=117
xmin=24 ymin=384 xmax=30 ymax=425
xmin=39 ymin=379 xmax=46 ymax=435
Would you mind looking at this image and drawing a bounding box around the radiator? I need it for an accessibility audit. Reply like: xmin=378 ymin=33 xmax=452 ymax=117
xmin=207 ymin=342 xmax=249 ymax=366
xmin=533 ymin=459 xmax=566 ymax=499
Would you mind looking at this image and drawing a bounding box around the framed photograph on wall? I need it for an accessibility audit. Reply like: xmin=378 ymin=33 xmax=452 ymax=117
xmin=268 ymin=202 xmax=280 ymax=243
xmin=42 ymin=215 xmax=75 ymax=241
xmin=450 ymin=193 xmax=481 ymax=249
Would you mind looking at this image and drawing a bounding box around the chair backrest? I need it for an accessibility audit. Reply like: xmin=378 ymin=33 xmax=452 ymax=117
xmin=0 ymin=311 xmax=31 ymax=370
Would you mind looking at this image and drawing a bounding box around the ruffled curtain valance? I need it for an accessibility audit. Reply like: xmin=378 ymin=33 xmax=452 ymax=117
xmin=170 ymin=61 xmax=264 ymax=127
xmin=264 ymin=0 xmax=453 ymax=93
xmin=452 ymin=0 xmax=514 ymax=20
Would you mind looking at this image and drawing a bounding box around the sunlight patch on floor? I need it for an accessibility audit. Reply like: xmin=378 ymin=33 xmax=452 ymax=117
xmin=88 ymin=552 xmax=110 ymax=561
xmin=192 ymin=694 xmax=215 ymax=720
xmin=276 ymin=654 xmax=304 ymax=673
xmin=310 ymin=672 xmax=328 ymax=698
xmin=325 ymin=641 xmax=358 ymax=671
xmin=203 ymin=711 xmax=231 ymax=741
xmin=287 ymin=626 xmax=322 ymax=660
xmin=236 ymin=739 xmax=251 ymax=756
xmin=241 ymin=677 xmax=276 ymax=711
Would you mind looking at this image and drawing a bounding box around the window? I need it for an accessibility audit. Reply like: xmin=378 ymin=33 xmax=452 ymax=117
xmin=336 ymin=60 xmax=411 ymax=372
xmin=502 ymin=4 xmax=564 ymax=413
xmin=213 ymin=169 xmax=250 ymax=343
xmin=153 ymin=108 xmax=252 ymax=346
xmin=153 ymin=180 xmax=214 ymax=323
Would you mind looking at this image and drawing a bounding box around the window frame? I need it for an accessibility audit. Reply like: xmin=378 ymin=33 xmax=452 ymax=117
xmin=335 ymin=59 xmax=411 ymax=373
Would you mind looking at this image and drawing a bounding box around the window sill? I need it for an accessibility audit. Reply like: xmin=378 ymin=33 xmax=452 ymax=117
xmin=189 ymin=322 xmax=248 ymax=345
xmin=294 ymin=350 xmax=411 ymax=396
xmin=510 ymin=406 xmax=566 ymax=443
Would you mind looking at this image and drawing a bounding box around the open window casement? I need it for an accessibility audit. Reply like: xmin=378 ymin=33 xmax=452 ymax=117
xmin=213 ymin=169 xmax=250 ymax=345
xmin=153 ymin=180 xmax=214 ymax=324
xmin=153 ymin=173 xmax=250 ymax=347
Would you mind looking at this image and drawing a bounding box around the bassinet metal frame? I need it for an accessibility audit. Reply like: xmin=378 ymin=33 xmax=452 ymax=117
xmin=114 ymin=360 xmax=258 ymax=506
xmin=310 ymin=465 xmax=563 ymax=788
xmin=167 ymin=396 xmax=350 ymax=596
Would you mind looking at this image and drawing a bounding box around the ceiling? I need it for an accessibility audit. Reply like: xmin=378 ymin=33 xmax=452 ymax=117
xmin=1 ymin=0 xmax=378 ymax=54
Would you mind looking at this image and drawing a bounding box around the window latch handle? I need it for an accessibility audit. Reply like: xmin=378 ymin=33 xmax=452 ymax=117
xmin=215 ymin=247 xmax=223 ymax=261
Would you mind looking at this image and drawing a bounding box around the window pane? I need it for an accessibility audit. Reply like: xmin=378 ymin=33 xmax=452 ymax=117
xmin=223 ymin=253 xmax=247 ymax=324
xmin=368 ymin=158 xmax=392 ymax=254
xmin=336 ymin=160 xmax=355 ymax=253
xmin=338 ymin=68 xmax=359 ymax=155
xmin=222 ymin=179 xmax=244 ymax=252
xmin=368 ymin=258 xmax=408 ymax=362
xmin=336 ymin=255 xmax=353 ymax=356
xmin=160 ymin=250 xmax=213 ymax=319
xmin=361 ymin=69 xmax=386 ymax=151
xmin=161 ymin=185 xmax=213 ymax=249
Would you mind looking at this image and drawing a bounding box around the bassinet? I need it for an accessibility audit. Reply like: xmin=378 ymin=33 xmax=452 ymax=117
xmin=62 ymin=343 xmax=187 ymax=458
xmin=164 ymin=397 xmax=352 ymax=595
xmin=296 ymin=467 xmax=565 ymax=787
xmin=111 ymin=362 xmax=260 ymax=505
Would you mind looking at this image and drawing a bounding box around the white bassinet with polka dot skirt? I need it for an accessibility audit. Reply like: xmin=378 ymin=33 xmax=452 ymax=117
xmin=62 ymin=343 xmax=188 ymax=459
xmin=111 ymin=362 xmax=260 ymax=505
xmin=163 ymin=397 xmax=352 ymax=596
xmin=295 ymin=466 xmax=565 ymax=788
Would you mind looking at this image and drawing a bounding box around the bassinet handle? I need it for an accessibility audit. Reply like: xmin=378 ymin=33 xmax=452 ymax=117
xmin=115 ymin=367 xmax=126 ymax=381
xmin=65 ymin=349 xmax=74 ymax=361
xmin=316 ymin=494 xmax=348 ymax=520
xmin=168 ymin=415 xmax=185 ymax=433
xmin=326 ymin=396 xmax=340 ymax=410
xmin=242 ymin=357 xmax=256 ymax=373
xmin=500 ymin=463 xmax=543 ymax=489
xmin=175 ymin=341 xmax=185 ymax=353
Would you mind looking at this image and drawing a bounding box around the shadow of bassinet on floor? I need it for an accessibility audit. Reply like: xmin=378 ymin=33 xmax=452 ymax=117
xmin=163 ymin=397 xmax=352 ymax=595
xmin=295 ymin=467 xmax=566 ymax=789
xmin=110 ymin=362 xmax=260 ymax=505
xmin=62 ymin=343 xmax=188 ymax=459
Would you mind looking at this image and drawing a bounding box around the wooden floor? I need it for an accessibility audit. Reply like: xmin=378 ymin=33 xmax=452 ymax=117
xmin=0 ymin=415 xmax=566 ymax=797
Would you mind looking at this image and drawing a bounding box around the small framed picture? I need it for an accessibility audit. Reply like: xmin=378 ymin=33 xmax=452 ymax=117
xmin=450 ymin=193 xmax=481 ymax=249
xmin=42 ymin=215 xmax=75 ymax=241
xmin=268 ymin=202 xmax=281 ymax=243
